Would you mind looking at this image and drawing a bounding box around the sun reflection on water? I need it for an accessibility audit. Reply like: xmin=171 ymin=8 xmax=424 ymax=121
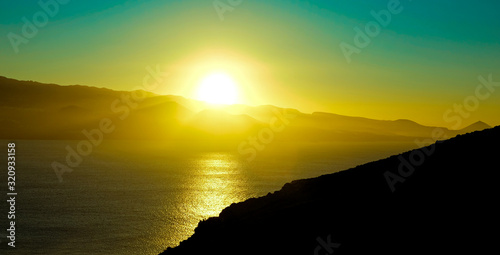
xmin=174 ymin=152 xmax=252 ymax=237
xmin=191 ymin=152 xmax=250 ymax=217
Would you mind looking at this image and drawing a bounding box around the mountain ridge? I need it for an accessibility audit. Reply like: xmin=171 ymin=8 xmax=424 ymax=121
xmin=0 ymin=76 xmax=490 ymax=141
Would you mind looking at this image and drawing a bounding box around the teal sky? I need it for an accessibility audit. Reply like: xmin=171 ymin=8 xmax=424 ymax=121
xmin=1 ymin=0 xmax=499 ymax=127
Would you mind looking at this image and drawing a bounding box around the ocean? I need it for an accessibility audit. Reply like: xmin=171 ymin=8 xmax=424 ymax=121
xmin=0 ymin=139 xmax=418 ymax=254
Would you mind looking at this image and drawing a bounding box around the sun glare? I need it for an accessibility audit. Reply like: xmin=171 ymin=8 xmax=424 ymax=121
xmin=196 ymin=72 xmax=239 ymax=105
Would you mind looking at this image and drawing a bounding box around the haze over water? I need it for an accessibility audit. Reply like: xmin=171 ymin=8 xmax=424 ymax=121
xmin=0 ymin=139 xmax=418 ymax=255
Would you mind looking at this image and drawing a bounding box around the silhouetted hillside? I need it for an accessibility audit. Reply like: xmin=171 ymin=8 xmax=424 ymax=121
xmin=161 ymin=126 xmax=500 ymax=255
xmin=0 ymin=76 xmax=490 ymax=141
xmin=459 ymin=121 xmax=491 ymax=134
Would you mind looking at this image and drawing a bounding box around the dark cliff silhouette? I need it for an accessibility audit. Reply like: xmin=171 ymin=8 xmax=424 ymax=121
xmin=161 ymin=126 xmax=499 ymax=254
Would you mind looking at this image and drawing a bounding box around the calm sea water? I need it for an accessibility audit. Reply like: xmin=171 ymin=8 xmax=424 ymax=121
xmin=0 ymin=140 xmax=418 ymax=254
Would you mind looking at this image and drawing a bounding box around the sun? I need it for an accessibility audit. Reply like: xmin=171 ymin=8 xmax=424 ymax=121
xmin=196 ymin=72 xmax=239 ymax=105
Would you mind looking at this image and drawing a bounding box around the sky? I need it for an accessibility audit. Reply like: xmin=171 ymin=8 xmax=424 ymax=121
xmin=1 ymin=0 xmax=499 ymax=128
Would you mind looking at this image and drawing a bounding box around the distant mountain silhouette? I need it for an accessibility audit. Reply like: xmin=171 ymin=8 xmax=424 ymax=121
xmin=459 ymin=121 xmax=491 ymax=134
xmin=0 ymin=76 xmax=489 ymax=141
xmin=160 ymin=126 xmax=499 ymax=255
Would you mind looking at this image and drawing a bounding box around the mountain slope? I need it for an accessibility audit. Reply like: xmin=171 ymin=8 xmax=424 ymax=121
xmin=161 ymin=126 xmax=500 ymax=255
xmin=459 ymin=121 xmax=491 ymax=134
xmin=0 ymin=76 xmax=489 ymax=141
